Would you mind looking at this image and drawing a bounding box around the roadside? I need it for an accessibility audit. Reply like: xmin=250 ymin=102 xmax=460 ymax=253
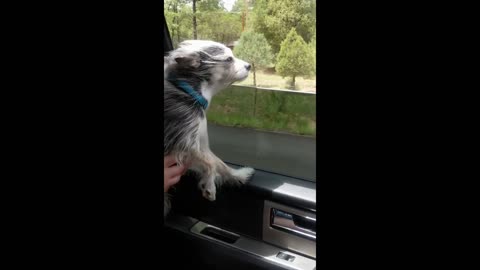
xmin=235 ymin=68 xmax=316 ymax=92
xmin=207 ymin=85 xmax=316 ymax=137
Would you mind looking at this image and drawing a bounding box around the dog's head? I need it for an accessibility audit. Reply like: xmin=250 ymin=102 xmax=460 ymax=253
xmin=165 ymin=40 xmax=250 ymax=94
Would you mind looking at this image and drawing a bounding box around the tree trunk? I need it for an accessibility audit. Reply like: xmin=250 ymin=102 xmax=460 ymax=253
xmin=241 ymin=0 xmax=247 ymax=32
xmin=245 ymin=0 xmax=249 ymax=30
xmin=252 ymin=63 xmax=256 ymax=87
xmin=173 ymin=4 xmax=179 ymax=46
xmin=253 ymin=88 xmax=258 ymax=116
xmin=291 ymin=75 xmax=296 ymax=89
xmin=252 ymin=64 xmax=257 ymax=116
xmin=192 ymin=0 xmax=198 ymax=39
xmin=178 ymin=28 xmax=181 ymax=45
xmin=242 ymin=14 xmax=245 ymax=32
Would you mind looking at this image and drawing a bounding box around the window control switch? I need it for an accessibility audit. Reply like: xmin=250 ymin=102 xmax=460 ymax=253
xmin=276 ymin=252 xmax=295 ymax=262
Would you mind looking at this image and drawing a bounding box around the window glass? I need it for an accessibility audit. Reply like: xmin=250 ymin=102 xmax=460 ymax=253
xmin=164 ymin=0 xmax=316 ymax=181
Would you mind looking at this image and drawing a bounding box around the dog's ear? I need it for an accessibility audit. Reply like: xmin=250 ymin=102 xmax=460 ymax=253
xmin=174 ymin=53 xmax=201 ymax=69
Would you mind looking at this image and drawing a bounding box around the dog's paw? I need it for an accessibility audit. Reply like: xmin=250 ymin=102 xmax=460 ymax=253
xmin=232 ymin=167 xmax=255 ymax=184
xmin=198 ymin=180 xmax=216 ymax=201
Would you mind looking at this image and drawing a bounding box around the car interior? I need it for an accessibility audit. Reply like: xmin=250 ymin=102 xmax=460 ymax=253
xmin=163 ymin=13 xmax=316 ymax=270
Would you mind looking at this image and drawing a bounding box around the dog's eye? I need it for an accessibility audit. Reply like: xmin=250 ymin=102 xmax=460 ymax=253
xmin=226 ymin=57 xmax=233 ymax=62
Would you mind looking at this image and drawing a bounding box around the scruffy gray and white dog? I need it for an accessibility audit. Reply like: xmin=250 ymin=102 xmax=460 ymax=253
xmin=164 ymin=40 xmax=255 ymax=217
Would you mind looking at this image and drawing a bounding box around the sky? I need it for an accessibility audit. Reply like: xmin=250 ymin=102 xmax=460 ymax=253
xmin=183 ymin=0 xmax=236 ymax=12
xmin=222 ymin=0 xmax=235 ymax=11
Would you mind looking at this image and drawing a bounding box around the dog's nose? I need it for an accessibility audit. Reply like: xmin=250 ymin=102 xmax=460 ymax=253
xmin=245 ymin=64 xmax=251 ymax=71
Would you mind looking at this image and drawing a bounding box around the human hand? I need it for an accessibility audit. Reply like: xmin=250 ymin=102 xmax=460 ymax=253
xmin=164 ymin=155 xmax=189 ymax=192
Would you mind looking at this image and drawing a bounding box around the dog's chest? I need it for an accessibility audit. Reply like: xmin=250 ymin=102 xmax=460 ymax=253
xmin=198 ymin=117 xmax=209 ymax=149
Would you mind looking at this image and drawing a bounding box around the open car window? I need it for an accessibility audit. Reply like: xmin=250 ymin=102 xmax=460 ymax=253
xmin=164 ymin=0 xmax=316 ymax=182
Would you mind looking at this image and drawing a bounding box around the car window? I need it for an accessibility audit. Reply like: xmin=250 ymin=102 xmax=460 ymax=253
xmin=164 ymin=0 xmax=316 ymax=181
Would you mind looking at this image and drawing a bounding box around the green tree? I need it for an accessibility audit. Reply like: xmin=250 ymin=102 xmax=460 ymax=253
xmin=231 ymin=0 xmax=255 ymax=31
xmin=192 ymin=0 xmax=198 ymax=39
xmin=197 ymin=12 xmax=242 ymax=44
xmin=165 ymin=0 xmax=242 ymax=47
xmin=195 ymin=0 xmax=228 ymax=39
xmin=233 ymin=31 xmax=273 ymax=86
xmin=309 ymin=32 xmax=316 ymax=75
xmin=165 ymin=0 xmax=193 ymax=47
xmin=231 ymin=0 xmax=255 ymax=12
xmin=234 ymin=31 xmax=273 ymax=115
xmin=276 ymin=28 xmax=314 ymax=89
xmin=252 ymin=0 xmax=315 ymax=56
xmin=197 ymin=0 xmax=224 ymax=11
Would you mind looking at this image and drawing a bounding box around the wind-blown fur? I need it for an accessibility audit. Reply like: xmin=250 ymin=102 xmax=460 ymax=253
xmin=164 ymin=40 xmax=255 ymax=218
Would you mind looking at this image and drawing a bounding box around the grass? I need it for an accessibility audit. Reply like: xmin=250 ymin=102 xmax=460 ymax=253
xmin=236 ymin=68 xmax=316 ymax=92
xmin=207 ymin=85 xmax=316 ymax=137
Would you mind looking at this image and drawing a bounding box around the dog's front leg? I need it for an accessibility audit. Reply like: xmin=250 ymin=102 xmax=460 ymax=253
xmin=189 ymin=153 xmax=218 ymax=201
xmin=194 ymin=158 xmax=254 ymax=202
xmin=197 ymin=151 xmax=254 ymax=202
xmin=212 ymin=153 xmax=255 ymax=186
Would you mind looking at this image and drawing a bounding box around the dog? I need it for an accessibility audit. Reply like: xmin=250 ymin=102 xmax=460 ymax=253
xmin=164 ymin=40 xmax=255 ymax=218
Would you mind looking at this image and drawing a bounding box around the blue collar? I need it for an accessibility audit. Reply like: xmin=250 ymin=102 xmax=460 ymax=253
xmin=167 ymin=79 xmax=208 ymax=110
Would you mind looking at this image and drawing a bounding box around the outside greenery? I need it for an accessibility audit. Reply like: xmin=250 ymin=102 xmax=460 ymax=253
xmin=207 ymin=85 xmax=316 ymax=136
xmin=236 ymin=69 xmax=316 ymax=92
xmin=164 ymin=0 xmax=316 ymax=137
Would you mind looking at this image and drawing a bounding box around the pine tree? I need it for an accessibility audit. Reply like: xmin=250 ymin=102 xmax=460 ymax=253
xmin=234 ymin=31 xmax=273 ymax=115
xmin=276 ymin=28 xmax=314 ymax=89
xmin=233 ymin=31 xmax=273 ymax=87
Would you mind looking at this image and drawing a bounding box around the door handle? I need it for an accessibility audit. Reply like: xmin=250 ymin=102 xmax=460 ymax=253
xmin=188 ymin=220 xmax=316 ymax=270
xmin=271 ymin=208 xmax=316 ymax=240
